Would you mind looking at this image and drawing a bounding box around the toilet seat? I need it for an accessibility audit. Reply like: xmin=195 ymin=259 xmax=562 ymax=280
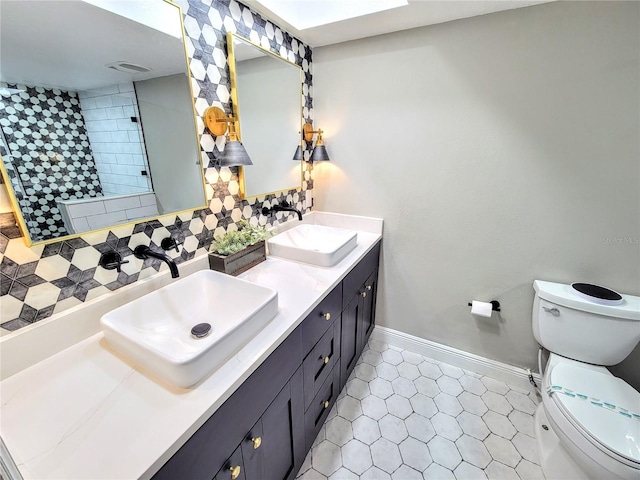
xmin=547 ymin=361 xmax=640 ymax=466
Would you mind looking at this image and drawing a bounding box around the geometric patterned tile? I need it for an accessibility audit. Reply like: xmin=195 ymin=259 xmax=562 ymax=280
xmin=483 ymin=410 xmax=517 ymax=439
xmin=296 ymin=341 xmax=542 ymax=480
xmin=431 ymin=412 xmax=463 ymax=441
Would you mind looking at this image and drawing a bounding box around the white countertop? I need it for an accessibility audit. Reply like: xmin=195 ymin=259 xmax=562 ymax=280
xmin=0 ymin=212 xmax=382 ymax=480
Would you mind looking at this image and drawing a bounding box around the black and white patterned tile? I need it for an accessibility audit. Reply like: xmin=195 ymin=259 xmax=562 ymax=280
xmin=0 ymin=83 xmax=104 ymax=241
xmin=297 ymin=341 xmax=544 ymax=480
xmin=0 ymin=0 xmax=314 ymax=334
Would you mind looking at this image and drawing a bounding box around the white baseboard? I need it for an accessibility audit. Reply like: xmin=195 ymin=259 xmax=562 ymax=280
xmin=370 ymin=326 xmax=542 ymax=393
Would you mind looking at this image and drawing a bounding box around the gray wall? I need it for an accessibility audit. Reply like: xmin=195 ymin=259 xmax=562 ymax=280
xmin=313 ymin=2 xmax=640 ymax=387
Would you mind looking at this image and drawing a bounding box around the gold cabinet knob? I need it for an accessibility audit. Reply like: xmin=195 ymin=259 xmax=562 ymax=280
xmin=322 ymin=355 xmax=330 ymax=364
xmin=252 ymin=436 xmax=262 ymax=449
xmin=361 ymin=291 xmax=367 ymax=298
xmin=322 ymin=312 xmax=331 ymax=320
xmin=323 ymin=400 xmax=330 ymax=409
xmin=366 ymin=285 xmax=372 ymax=291
xmin=230 ymin=465 xmax=241 ymax=480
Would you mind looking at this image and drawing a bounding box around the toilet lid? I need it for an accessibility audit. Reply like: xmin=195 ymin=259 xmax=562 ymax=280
xmin=549 ymin=362 xmax=640 ymax=464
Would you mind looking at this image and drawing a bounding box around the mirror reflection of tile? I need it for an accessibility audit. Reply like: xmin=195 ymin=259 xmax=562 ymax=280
xmin=0 ymin=0 xmax=314 ymax=334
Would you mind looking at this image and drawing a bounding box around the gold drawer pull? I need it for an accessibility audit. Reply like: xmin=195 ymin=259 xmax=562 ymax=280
xmin=322 ymin=312 xmax=331 ymax=320
xmin=321 ymin=355 xmax=330 ymax=364
xmin=230 ymin=465 xmax=241 ymax=479
xmin=361 ymin=291 xmax=367 ymax=298
xmin=252 ymin=436 xmax=262 ymax=449
xmin=323 ymin=400 xmax=329 ymax=409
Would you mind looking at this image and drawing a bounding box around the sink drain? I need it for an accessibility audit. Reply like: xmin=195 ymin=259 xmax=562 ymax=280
xmin=191 ymin=323 xmax=212 ymax=338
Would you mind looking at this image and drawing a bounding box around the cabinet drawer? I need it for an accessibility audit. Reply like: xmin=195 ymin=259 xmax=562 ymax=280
xmin=301 ymin=285 xmax=342 ymax=353
xmin=343 ymin=241 xmax=381 ymax=308
xmin=304 ymin=365 xmax=341 ymax=450
xmin=303 ymin=320 xmax=341 ymax=410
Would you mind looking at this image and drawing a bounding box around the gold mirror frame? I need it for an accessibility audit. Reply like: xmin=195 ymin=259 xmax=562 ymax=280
xmin=0 ymin=0 xmax=207 ymax=247
xmin=226 ymin=32 xmax=303 ymax=200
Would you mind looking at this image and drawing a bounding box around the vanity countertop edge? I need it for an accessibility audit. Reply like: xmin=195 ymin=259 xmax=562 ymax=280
xmin=0 ymin=212 xmax=383 ymax=480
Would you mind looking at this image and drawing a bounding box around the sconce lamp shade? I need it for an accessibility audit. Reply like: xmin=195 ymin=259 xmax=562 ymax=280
xmin=302 ymin=122 xmax=331 ymax=163
xmin=220 ymin=140 xmax=253 ymax=166
xmin=292 ymin=144 xmax=303 ymax=161
xmin=310 ymin=144 xmax=330 ymax=162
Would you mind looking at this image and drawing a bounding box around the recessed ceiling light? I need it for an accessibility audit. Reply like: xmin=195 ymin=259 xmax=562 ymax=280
xmin=256 ymin=0 xmax=408 ymax=31
xmin=106 ymin=61 xmax=152 ymax=74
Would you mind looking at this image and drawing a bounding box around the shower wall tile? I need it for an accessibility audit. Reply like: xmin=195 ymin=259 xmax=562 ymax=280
xmin=0 ymin=0 xmax=314 ymax=334
xmin=0 ymin=83 xmax=104 ymax=241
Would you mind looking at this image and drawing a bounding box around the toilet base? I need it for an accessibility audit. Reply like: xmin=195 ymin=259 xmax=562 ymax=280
xmin=534 ymin=404 xmax=589 ymax=480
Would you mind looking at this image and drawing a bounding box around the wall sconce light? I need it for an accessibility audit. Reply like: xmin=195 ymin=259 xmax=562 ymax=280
xmin=293 ymin=123 xmax=330 ymax=162
xmin=203 ymin=106 xmax=253 ymax=167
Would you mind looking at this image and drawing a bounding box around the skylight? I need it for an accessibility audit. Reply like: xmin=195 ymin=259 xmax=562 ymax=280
xmin=255 ymin=0 xmax=409 ymax=31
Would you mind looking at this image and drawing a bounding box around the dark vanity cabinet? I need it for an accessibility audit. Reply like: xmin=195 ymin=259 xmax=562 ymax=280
xmin=153 ymin=241 xmax=380 ymax=480
xmin=340 ymin=247 xmax=380 ymax=386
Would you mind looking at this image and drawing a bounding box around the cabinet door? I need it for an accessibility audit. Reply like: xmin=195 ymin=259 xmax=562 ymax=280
xmin=240 ymin=420 xmax=264 ymax=480
xmin=358 ymin=269 xmax=378 ymax=354
xmin=260 ymin=367 xmax=305 ymax=480
xmin=340 ymin=293 xmax=360 ymax=387
xmin=214 ymin=445 xmax=245 ymax=480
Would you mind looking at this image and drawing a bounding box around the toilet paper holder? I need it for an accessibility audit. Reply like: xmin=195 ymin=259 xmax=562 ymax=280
xmin=467 ymin=300 xmax=501 ymax=312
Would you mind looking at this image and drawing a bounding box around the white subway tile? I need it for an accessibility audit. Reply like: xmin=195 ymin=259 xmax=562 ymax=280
xmin=110 ymin=131 xmax=129 ymax=143
xmin=70 ymin=216 xmax=90 ymax=234
xmin=87 ymin=131 xmax=112 ymax=143
xmin=83 ymin=108 xmax=108 ymax=121
xmin=94 ymin=95 xmax=114 ymax=108
xmin=67 ymin=200 xmax=107 ymax=217
xmin=116 ymin=118 xmax=138 ymax=131
xmin=115 ymin=153 xmax=134 ymax=165
xmin=85 ymin=119 xmax=118 ymax=132
xmin=86 ymin=210 xmax=128 ymax=230
xmin=128 ymin=131 xmax=141 ymax=143
xmin=103 ymin=143 xmax=125 ymax=154
xmin=139 ymin=193 xmax=158 ymax=207
xmin=126 ymin=205 xmax=159 ymax=221
xmin=104 ymin=195 xmax=142 ymax=212
xmin=122 ymin=105 xmax=135 ymax=117
xmin=100 ymin=153 xmax=117 ymax=164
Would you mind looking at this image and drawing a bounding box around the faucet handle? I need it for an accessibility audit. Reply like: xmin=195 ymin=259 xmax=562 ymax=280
xmin=160 ymin=236 xmax=182 ymax=252
xmin=98 ymin=251 xmax=129 ymax=273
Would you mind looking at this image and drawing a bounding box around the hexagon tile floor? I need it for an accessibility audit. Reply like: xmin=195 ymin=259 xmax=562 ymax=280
xmin=296 ymin=339 xmax=545 ymax=480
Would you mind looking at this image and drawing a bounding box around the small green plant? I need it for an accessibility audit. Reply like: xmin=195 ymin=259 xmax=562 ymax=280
xmin=209 ymin=220 xmax=271 ymax=256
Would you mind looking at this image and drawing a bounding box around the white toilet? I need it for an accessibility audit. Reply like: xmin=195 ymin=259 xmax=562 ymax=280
xmin=532 ymin=280 xmax=640 ymax=480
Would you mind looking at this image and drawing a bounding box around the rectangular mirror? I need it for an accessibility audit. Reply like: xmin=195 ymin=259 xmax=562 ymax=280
xmin=0 ymin=0 xmax=206 ymax=245
xmin=227 ymin=33 xmax=303 ymax=199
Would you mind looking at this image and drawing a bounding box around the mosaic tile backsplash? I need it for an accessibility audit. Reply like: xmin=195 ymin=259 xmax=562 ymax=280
xmin=0 ymin=0 xmax=314 ymax=334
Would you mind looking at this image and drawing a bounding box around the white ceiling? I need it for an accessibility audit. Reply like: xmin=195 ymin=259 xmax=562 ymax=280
xmin=0 ymin=1 xmax=185 ymax=92
xmin=245 ymin=0 xmax=555 ymax=47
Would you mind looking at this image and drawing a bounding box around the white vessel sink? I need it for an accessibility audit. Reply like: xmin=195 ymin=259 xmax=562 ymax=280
xmin=100 ymin=270 xmax=278 ymax=388
xmin=268 ymin=224 xmax=357 ymax=267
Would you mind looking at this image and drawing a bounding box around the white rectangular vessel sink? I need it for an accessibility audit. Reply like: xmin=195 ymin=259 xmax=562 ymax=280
xmin=100 ymin=270 xmax=278 ymax=388
xmin=267 ymin=224 xmax=357 ymax=267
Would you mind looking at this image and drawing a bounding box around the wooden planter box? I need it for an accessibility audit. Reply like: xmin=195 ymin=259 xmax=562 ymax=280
xmin=208 ymin=241 xmax=266 ymax=276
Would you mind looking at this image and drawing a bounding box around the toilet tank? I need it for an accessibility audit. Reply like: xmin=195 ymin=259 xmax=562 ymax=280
xmin=532 ymin=280 xmax=640 ymax=365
